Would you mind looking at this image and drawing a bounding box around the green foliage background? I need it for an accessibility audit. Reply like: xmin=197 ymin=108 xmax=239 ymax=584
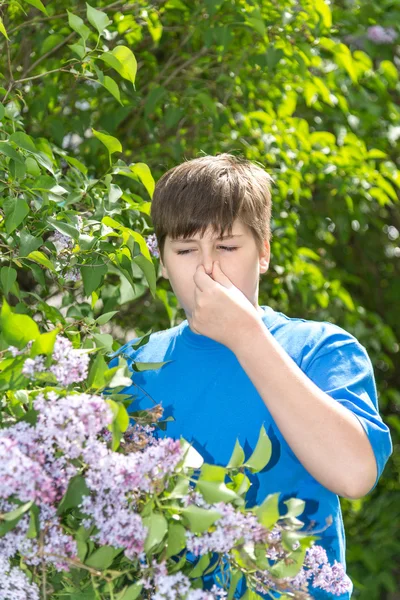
xmin=0 ymin=0 xmax=399 ymax=597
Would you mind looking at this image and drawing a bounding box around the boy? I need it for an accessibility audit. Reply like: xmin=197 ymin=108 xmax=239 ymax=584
xmin=108 ymin=153 xmax=393 ymax=599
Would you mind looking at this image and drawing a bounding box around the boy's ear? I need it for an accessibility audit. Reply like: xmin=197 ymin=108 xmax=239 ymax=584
xmin=259 ymin=240 xmax=270 ymax=274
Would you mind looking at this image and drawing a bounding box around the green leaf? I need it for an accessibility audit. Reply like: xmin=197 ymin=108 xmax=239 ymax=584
xmin=166 ymin=522 xmax=187 ymax=558
xmin=227 ymin=568 xmax=243 ymax=600
xmin=99 ymin=46 xmax=137 ymax=86
xmin=24 ymin=0 xmax=48 ymax=15
xmin=68 ymin=10 xmax=91 ymax=42
xmin=57 ymin=476 xmax=90 ymax=515
xmin=69 ymin=41 xmax=87 ymax=59
xmin=117 ymin=583 xmax=143 ymax=600
xmin=3 ymin=197 xmax=30 ymax=234
xmin=95 ymin=311 xmax=119 ymax=325
xmin=254 ymin=492 xmax=280 ymax=529
xmin=0 ymin=141 xmax=25 ymax=163
xmin=196 ymin=480 xmax=239 ymax=503
xmin=87 ymin=352 xmax=108 ymax=390
xmin=19 ymin=231 xmax=43 ymax=257
xmin=133 ymin=254 xmax=157 ymax=299
xmin=27 ymin=504 xmax=40 ymax=538
xmin=85 ymin=545 xmax=121 ymax=569
xmin=0 ymin=266 xmax=17 ymax=296
xmin=243 ymin=425 xmax=272 ymax=472
xmin=284 ymin=498 xmax=305 ymax=519
xmin=103 ymin=75 xmax=122 ymax=104
xmin=189 ymin=553 xmax=211 ymax=578
xmin=27 ymin=250 xmax=56 ymax=273
xmin=86 ymin=2 xmax=112 ymax=34
xmin=0 ymin=16 xmax=9 ymax=40
xmin=0 ymin=104 xmax=4 ymax=120
xmin=0 ymin=299 xmax=40 ymax=348
xmin=9 ymin=132 xmax=37 ymax=153
xmin=81 ymin=258 xmax=108 ymax=296
xmin=314 ymin=0 xmax=332 ymax=29
xmin=226 ymin=439 xmax=245 ymax=468
xmin=144 ymin=86 xmax=166 ymax=118
xmin=142 ymin=512 xmax=168 ymax=553
xmin=47 ymin=217 xmax=80 ymax=241
xmin=30 ymin=328 xmax=59 ymax=357
xmin=64 ymin=154 xmax=88 ymax=175
xmin=92 ymin=128 xmax=122 ymax=157
xmin=2 ymin=500 xmax=33 ymax=521
xmin=181 ymin=505 xmax=222 ymax=534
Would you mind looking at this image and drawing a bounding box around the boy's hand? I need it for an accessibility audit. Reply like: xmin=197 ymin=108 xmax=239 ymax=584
xmin=187 ymin=261 xmax=264 ymax=351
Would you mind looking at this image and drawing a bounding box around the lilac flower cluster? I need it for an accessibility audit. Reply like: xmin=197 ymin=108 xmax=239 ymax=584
xmin=0 ymin=555 xmax=40 ymax=600
xmin=0 ymin=391 xmax=114 ymax=572
xmin=185 ymin=497 xmax=270 ymax=555
xmin=139 ymin=558 xmax=227 ymax=599
xmin=79 ymin=437 xmax=184 ymax=558
xmin=146 ymin=233 xmax=160 ymax=258
xmin=48 ymin=221 xmax=83 ymax=282
xmin=367 ymin=25 xmax=397 ymax=44
xmin=254 ymin=543 xmax=352 ymax=597
xmin=21 ymin=335 xmax=90 ymax=387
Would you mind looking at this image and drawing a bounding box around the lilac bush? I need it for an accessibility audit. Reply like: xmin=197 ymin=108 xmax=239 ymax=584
xmin=0 ymin=323 xmax=352 ymax=599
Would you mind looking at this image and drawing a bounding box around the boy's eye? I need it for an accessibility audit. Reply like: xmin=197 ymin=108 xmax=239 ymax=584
xmin=176 ymin=246 xmax=238 ymax=255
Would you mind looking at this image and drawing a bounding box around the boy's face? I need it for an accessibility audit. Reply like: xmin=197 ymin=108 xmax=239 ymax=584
xmin=160 ymin=219 xmax=270 ymax=321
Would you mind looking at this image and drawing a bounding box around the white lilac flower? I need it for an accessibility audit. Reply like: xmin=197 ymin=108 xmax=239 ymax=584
xmin=146 ymin=233 xmax=160 ymax=258
xmin=367 ymin=25 xmax=397 ymax=44
xmin=0 ymin=555 xmax=40 ymax=600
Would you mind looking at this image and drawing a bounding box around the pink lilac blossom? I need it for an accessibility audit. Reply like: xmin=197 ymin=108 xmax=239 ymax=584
xmin=366 ymin=25 xmax=397 ymax=44
xmin=146 ymin=233 xmax=160 ymax=258
xmin=0 ymin=555 xmax=40 ymax=600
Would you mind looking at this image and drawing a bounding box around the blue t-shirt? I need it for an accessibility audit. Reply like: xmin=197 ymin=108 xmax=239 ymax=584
xmin=106 ymin=306 xmax=393 ymax=599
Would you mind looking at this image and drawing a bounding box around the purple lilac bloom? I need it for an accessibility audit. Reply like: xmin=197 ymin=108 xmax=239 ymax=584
xmin=0 ymin=436 xmax=56 ymax=504
xmin=367 ymin=25 xmax=397 ymax=44
xmin=49 ymin=336 xmax=90 ymax=386
xmin=64 ymin=266 xmax=81 ymax=282
xmin=34 ymin=392 xmax=114 ymax=459
xmin=20 ymin=336 xmax=90 ymax=386
xmin=0 ymin=555 xmax=40 ymax=600
xmin=139 ymin=559 xmax=225 ymax=600
xmin=185 ymin=500 xmax=270 ymax=556
xmin=146 ymin=233 xmax=160 ymax=258
xmin=0 ymin=500 xmax=77 ymax=571
xmin=50 ymin=230 xmax=75 ymax=252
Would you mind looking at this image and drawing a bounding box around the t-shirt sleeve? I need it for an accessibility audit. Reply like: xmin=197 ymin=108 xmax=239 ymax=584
xmin=304 ymin=334 xmax=393 ymax=495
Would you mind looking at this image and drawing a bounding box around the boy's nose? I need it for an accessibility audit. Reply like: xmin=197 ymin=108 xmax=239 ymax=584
xmin=199 ymin=254 xmax=214 ymax=276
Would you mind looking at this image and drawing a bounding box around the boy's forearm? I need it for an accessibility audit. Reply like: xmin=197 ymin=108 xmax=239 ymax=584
xmin=233 ymin=321 xmax=377 ymax=499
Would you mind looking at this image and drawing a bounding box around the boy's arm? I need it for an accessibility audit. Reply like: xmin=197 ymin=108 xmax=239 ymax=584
xmin=233 ymin=321 xmax=378 ymax=500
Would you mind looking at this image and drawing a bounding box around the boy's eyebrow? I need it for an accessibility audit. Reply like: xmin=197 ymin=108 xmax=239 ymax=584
xmin=171 ymin=234 xmax=244 ymax=243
